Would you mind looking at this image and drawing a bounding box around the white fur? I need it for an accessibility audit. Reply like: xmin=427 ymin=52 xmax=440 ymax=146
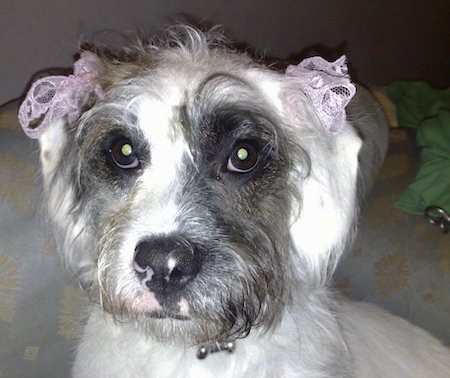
xmin=73 ymin=300 xmax=450 ymax=378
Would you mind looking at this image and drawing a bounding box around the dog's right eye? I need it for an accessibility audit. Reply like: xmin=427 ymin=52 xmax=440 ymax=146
xmin=109 ymin=138 xmax=140 ymax=169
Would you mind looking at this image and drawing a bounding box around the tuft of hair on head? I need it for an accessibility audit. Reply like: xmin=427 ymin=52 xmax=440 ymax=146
xmin=78 ymin=23 xmax=242 ymax=94
xmin=151 ymin=23 xmax=230 ymax=52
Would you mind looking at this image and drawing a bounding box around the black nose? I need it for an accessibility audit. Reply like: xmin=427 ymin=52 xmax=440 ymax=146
xmin=134 ymin=236 xmax=202 ymax=296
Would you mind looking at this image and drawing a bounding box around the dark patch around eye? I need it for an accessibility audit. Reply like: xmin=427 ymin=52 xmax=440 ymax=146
xmin=102 ymin=132 xmax=148 ymax=176
xmin=76 ymin=126 xmax=150 ymax=193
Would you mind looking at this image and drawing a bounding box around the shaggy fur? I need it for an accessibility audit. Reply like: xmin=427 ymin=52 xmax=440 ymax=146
xmin=30 ymin=26 xmax=449 ymax=377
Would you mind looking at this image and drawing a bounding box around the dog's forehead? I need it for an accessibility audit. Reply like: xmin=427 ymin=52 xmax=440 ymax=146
xmin=136 ymin=91 xmax=188 ymax=183
xmin=130 ymin=54 xmax=282 ymax=124
xmin=135 ymin=85 xmax=185 ymax=143
xmin=131 ymin=63 xmax=280 ymax=155
xmin=131 ymin=73 xmax=194 ymax=178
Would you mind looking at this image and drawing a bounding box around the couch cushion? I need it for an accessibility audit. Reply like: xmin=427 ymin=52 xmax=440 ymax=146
xmin=336 ymin=128 xmax=450 ymax=344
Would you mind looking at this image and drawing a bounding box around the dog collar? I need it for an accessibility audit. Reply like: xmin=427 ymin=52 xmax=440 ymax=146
xmin=197 ymin=340 xmax=236 ymax=359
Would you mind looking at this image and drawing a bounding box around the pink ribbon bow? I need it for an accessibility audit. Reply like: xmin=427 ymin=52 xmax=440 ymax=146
xmin=18 ymin=51 xmax=104 ymax=139
xmin=285 ymin=55 xmax=356 ymax=134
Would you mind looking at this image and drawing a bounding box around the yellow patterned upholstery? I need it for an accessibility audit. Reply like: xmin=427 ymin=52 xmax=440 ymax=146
xmin=0 ymin=103 xmax=85 ymax=376
xmin=336 ymin=128 xmax=450 ymax=343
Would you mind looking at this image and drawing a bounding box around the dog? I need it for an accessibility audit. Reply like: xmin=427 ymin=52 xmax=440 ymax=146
xmin=19 ymin=25 xmax=450 ymax=377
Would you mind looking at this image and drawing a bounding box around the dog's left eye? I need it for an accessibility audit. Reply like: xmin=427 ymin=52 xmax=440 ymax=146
xmin=109 ymin=138 xmax=140 ymax=169
xmin=227 ymin=141 xmax=259 ymax=173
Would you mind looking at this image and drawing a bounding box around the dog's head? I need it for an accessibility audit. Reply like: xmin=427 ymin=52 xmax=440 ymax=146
xmin=20 ymin=26 xmax=361 ymax=344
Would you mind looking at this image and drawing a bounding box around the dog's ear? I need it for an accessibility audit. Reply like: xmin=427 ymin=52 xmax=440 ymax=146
xmin=289 ymin=126 xmax=361 ymax=280
xmin=17 ymin=51 xmax=106 ymax=280
xmin=281 ymin=56 xmax=362 ymax=280
xmin=18 ymin=51 xmax=105 ymax=180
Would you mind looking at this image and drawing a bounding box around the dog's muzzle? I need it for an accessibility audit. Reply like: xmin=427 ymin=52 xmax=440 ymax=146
xmin=133 ymin=236 xmax=203 ymax=298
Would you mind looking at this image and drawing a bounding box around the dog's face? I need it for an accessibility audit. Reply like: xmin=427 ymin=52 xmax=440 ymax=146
xmin=26 ymin=27 xmax=361 ymax=345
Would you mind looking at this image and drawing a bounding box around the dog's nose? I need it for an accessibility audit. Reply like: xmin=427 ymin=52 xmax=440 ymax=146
xmin=133 ymin=236 xmax=202 ymax=295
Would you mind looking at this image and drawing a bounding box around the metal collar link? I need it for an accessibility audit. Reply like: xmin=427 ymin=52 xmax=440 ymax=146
xmin=197 ymin=340 xmax=236 ymax=360
xmin=425 ymin=206 xmax=450 ymax=234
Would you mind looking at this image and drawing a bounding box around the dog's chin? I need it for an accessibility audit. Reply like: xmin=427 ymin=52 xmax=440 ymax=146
xmin=101 ymin=295 xmax=232 ymax=345
xmin=129 ymin=312 xmax=234 ymax=346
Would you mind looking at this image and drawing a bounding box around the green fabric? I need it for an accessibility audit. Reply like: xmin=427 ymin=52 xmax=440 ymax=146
xmin=388 ymin=81 xmax=450 ymax=215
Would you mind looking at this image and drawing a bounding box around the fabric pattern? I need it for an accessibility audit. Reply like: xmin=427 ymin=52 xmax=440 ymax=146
xmin=285 ymin=55 xmax=356 ymax=134
xmin=18 ymin=52 xmax=104 ymax=139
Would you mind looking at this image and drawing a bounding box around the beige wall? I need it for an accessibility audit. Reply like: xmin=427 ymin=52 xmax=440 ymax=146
xmin=1 ymin=0 xmax=448 ymax=105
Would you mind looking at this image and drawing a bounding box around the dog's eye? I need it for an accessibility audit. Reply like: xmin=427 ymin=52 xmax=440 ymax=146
xmin=227 ymin=141 xmax=259 ymax=173
xmin=109 ymin=138 xmax=139 ymax=169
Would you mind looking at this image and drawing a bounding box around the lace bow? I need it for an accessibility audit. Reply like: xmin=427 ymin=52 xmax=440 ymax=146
xmin=285 ymin=55 xmax=356 ymax=134
xmin=18 ymin=51 xmax=103 ymax=139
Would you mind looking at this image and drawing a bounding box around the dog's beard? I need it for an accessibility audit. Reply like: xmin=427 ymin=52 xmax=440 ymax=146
xmin=93 ymin=207 xmax=294 ymax=345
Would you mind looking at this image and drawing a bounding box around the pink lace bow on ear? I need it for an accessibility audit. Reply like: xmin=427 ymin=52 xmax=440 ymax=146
xmin=285 ymin=55 xmax=356 ymax=135
xmin=18 ymin=51 xmax=104 ymax=139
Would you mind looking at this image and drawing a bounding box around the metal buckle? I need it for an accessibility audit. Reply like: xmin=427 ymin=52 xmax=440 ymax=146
xmin=424 ymin=206 xmax=450 ymax=234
